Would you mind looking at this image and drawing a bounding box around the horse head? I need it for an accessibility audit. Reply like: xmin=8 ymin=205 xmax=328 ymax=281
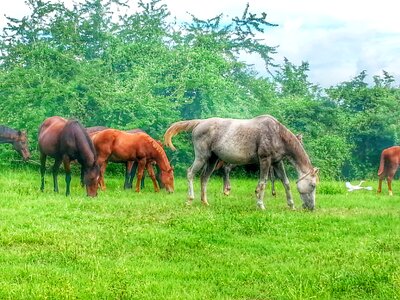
xmin=296 ymin=167 xmax=319 ymax=210
xmin=160 ymin=167 xmax=174 ymax=193
xmin=83 ymin=163 xmax=100 ymax=197
xmin=13 ymin=130 xmax=31 ymax=161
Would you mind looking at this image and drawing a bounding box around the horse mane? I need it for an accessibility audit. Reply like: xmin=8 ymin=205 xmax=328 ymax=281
xmin=0 ymin=125 xmax=18 ymax=139
xmin=66 ymin=120 xmax=97 ymax=161
xmin=277 ymin=121 xmax=312 ymax=168
xmin=141 ymin=133 xmax=171 ymax=170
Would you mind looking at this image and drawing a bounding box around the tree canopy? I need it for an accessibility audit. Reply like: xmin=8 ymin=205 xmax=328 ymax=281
xmin=1 ymin=0 xmax=399 ymax=179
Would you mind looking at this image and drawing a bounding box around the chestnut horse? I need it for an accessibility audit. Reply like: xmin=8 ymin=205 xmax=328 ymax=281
xmin=92 ymin=129 xmax=174 ymax=193
xmin=377 ymin=146 xmax=400 ymax=196
xmin=164 ymin=115 xmax=318 ymax=210
xmin=0 ymin=125 xmax=31 ymax=161
xmin=86 ymin=126 xmax=162 ymax=189
xmin=38 ymin=116 xmax=100 ymax=197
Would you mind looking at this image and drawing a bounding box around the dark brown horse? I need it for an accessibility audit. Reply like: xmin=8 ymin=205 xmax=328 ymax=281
xmin=0 ymin=125 xmax=31 ymax=161
xmin=38 ymin=116 xmax=100 ymax=197
xmin=92 ymin=129 xmax=174 ymax=193
xmin=377 ymin=146 xmax=400 ymax=196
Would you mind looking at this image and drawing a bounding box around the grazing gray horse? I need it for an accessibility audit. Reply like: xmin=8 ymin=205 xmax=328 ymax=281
xmin=164 ymin=115 xmax=318 ymax=210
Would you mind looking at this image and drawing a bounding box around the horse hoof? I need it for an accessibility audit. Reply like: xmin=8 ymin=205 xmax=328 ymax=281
xmin=389 ymin=191 xmax=393 ymax=196
xmin=202 ymin=201 xmax=209 ymax=206
xmin=223 ymin=190 xmax=230 ymax=196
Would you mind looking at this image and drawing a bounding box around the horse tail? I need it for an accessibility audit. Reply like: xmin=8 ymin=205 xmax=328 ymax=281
xmin=377 ymin=150 xmax=386 ymax=177
xmin=164 ymin=120 xmax=202 ymax=150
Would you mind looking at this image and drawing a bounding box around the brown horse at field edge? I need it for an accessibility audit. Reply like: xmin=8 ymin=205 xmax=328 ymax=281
xmin=377 ymin=146 xmax=400 ymax=196
xmin=38 ymin=116 xmax=100 ymax=197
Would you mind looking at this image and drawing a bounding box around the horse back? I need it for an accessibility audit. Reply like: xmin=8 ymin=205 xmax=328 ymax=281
xmin=38 ymin=116 xmax=68 ymax=156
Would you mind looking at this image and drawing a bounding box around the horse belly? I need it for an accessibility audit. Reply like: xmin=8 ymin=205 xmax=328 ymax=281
xmin=213 ymin=146 xmax=257 ymax=165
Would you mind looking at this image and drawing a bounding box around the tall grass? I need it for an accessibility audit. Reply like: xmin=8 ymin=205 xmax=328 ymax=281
xmin=0 ymin=169 xmax=399 ymax=299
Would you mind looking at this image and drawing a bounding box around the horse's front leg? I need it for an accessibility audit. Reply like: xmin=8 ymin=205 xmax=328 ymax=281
xmin=255 ymin=157 xmax=271 ymax=210
xmin=270 ymin=167 xmax=276 ymax=196
xmin=52 ymin=158 xmax=62 ymax=193
xmin=273 ymin=161 xmax=294 ymax=209
xmin=187 ymin=158 xmax=206 ymax=205
xmin=63 ymin=157 xmax=72 ymax=196
xmin=145 ymin=162 xmax=160 ymax=192
xmin=40 ymin=153 xmax=47 ymax=192
xmin=135 ymin=159 xmax=146 ymax=192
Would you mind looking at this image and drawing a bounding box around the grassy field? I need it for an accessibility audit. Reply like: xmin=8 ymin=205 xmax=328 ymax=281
xmin=0 ymin=168 xmax=399 ymax=299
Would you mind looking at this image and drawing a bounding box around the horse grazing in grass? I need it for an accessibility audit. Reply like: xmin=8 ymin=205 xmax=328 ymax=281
xmin=218 ymin=133 xmax=303 ymax=198
xmin=0 ymin=125 xmax=31 ymax=161
xmin=377 ymin=146 xmax=400 ymax=196
xmin=164 ymin=115 xmax=318 ymax=210
xmin=86 ymin=126 xmax=162 ymax=190
xmin=38 ymin=116 xmax=100 ymax=197
xmin=92 ymin=129 xmax=174 ymax=193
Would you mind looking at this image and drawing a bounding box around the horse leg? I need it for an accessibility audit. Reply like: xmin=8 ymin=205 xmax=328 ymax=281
xmin=377 ymin=175 xmax=383 ymax=194
xmin=187 ymin=158 xmax=207 ymax=205
xmin=255 ymin=157 xmax=271 ymax=210
xmin=128 ymin=161 xmax=138 ymax=189
xmin=80 ymin=165 xmax=84 ymax=187
xmin=135 ymin=159 xmax=146 ymax=192
xmin=63 ymin=157 xmax=72 ymax=196
xmin=145 ymin=162 xmax=160 ymax=192
xmin=124 ymin=161 xmax=133 ymax=189
xmin=52 ymin=158 xmax=62 ymax=193
xmin=387 ymin=166 xmax=398 ymax=196
xmin=155 ymin=164 xmax=163 ymax=189
xmin=273 ymin=161 xmax=294 ymax=209
xmin=222 ymin=164 xmax=233 ymax=196
xmin=200 ymin=155 xmax=219 ymax=206
xmin=40 ymin=153 xmax=47 ymax=192
xmin=270 ymin=167 xmax=276 ymax=196
xmin=97 ymin=160 xmax=108 ymax=191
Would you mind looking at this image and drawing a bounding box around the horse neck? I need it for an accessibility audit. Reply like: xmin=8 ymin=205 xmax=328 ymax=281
xmin=281 ymin=129 xmax=313 ymax=175
xmin=0 ymin=126 xmax=17 ymax=144
xmin=144 ymin=137 xmax=171 ymax=172
xmin=75 ymin=130 xmax=96 ymax=167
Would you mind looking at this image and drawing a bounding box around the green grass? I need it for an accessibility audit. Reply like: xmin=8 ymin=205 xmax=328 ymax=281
xmin=0 ymin=169 xmax=399 ymax=299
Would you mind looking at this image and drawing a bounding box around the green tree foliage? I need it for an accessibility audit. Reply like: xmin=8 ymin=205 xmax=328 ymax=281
xmin=0 ymin=0 xmax=399 ymax=179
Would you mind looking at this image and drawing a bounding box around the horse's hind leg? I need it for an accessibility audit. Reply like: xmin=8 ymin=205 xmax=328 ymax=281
xmin=273 ymin=161 xmax=294 ymax=209
xmin=40 ymin=153 xmax=47 ymax=192
xmin=377 ymin=176 xmax=383 ymax=194
xmin=200 ymin=155 xmax=219 ymax=206
xmin=124 ymin=161 xmax=133 ymax=189
xmin=387 ymin=166 xmax=398 ymax=196
xmin=255 ymin=157 xmax=271 ymax=210
xmin=52 ymin=158 xmax=62 ymax=193
xmin=63 ymin=157 xmax=72 ymax=196
xmin=187 ymin=158 xmax=206 ymax=204
xmin=222 ymin=164 xmax=234 ymax=196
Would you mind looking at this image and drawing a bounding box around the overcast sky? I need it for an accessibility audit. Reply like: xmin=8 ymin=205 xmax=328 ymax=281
xmin=1 ymin=0 xmax=399 ymax=87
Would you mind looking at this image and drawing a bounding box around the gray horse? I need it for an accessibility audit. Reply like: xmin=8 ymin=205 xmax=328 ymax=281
xmin=164 ymin=115 xmax=318 ymax=210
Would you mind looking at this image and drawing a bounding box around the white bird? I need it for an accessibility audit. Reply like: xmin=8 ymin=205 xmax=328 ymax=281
xmin=345 ymin=181 xmax=373 ymax=192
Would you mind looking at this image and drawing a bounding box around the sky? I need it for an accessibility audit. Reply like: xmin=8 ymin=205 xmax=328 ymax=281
xmin=1 ymin=0 xmax=399 ymax=87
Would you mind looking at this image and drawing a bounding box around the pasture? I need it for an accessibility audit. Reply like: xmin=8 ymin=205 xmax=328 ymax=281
xmin=0 ymin=169 xmax=399 ymax=299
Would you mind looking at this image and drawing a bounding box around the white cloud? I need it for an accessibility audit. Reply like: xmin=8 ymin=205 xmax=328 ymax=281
xmin=1 ymin=0 xmax=399 ymax=87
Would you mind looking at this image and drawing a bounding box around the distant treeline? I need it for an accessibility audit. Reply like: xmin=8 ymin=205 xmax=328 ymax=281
xmin=1 ymin=0 xmax=399 ymax=179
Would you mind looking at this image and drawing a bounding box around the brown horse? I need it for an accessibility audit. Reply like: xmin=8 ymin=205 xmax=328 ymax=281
xmin=86 ymin=126 xmax=162 ymax=189
xmin=0 ymin=125 xmax=31 ymax=161
xmin=377 ymin=146 xmax=400 ymax=196
xmin=92 ymin=129 xmax=174 ymax=193
xmin=38 ymin=116 xmax=100 ymax=197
